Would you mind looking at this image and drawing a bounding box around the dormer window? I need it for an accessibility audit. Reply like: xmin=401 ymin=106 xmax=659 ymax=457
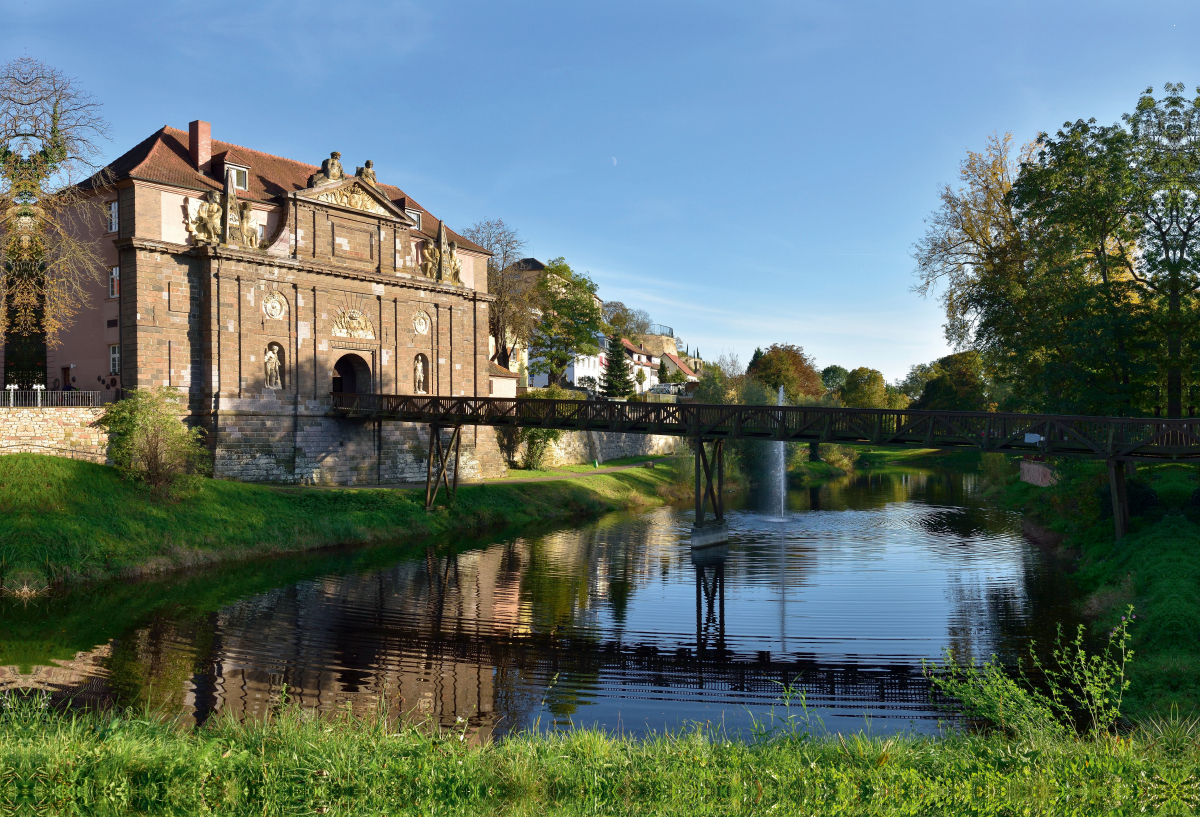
xmin=405 ymin=209 xmax=422 ymax=230
xmin=227 ymin=164 xmax=249 ymax=190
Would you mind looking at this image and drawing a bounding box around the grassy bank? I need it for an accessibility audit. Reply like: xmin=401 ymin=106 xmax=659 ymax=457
xmin=2 ymin=697 xmax=1185 ymax=817
xmin=1005 ymin=462 xmax=1200 ymax=718
xmin=0 ymin=454 xmax=683 ymax=588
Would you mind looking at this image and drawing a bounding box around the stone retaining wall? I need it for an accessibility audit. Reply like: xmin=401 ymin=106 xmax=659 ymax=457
xmin=209 ymin=396 xmax=507 ymax=484
xmin=1019 ymin=460 xmax=1057 ymax=487
xmin=0 ymin=407 xmax=109 ymax=463
xmin=541 ymin=430 xmax=681 ymax=467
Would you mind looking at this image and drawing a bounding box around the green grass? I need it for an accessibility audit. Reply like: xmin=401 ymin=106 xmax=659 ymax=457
xmin=0 ymin=454 xmax=680 ymax=588
xmin=1004 ymin=462 xmax=1200 ymax=719
xmin=1 ymin=696 xmax=1185 ymax=817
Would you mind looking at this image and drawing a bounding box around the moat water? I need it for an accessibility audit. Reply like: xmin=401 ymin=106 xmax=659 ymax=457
xmin=1 ymin=465 xmax=1080 ymax=739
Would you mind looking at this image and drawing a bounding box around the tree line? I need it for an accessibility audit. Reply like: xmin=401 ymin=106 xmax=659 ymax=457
xmin=915 ymin=84 xmax=1200 ymax=419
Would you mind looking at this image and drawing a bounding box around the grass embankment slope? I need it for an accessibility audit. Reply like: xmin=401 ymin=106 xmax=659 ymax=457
xmin=1007 ymin=463 xmax=1200 ymax=717
xmin=0 ymin=453 xmax=681 ymax=586
xmin=4 ymin=700 xmax=1183 ymax=817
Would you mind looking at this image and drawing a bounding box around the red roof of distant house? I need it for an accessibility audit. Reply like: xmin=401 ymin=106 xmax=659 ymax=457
xmin=489 ymin=361 xmax=519 ymax=379
xmin=81 ymin=125 xmax=486 ymax=254
xmin=620 ymin=338 xmax=656 ymax=360
xmin=663 ymin=352 xmax=697 ymax=379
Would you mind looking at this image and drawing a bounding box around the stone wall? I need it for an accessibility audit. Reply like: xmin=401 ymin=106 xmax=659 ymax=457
xmin=0 ymin=407 xmax=109 ymax=463
xmin=540 ymin=430 xmax=681 ymax=467
xmin=210 ymin=396 xmax=507 ymax=484
xmin=1019 ymin=460 xmax=1057 ymax=487
xmin=0 ymin=402 xmax=508 ymax=485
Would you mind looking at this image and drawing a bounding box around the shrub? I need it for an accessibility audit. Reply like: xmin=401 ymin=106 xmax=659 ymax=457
xmin=94 ymin=388 xmax=209 ymax=496
xmin=927 ymin=608 xmax=1135 ymax=738
xmin=516 ymin=385 xmax=571 ymax=470
xmin=979 ymin=452 xmax=1017 ymax=488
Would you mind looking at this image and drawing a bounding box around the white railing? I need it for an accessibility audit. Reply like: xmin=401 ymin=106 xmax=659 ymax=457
xmin=3 ymin=388 xmax=111 ymax=407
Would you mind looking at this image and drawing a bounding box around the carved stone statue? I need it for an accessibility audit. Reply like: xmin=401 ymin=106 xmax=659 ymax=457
xmin=264 ymin=345 xmax=283 ymax=390
xmin=443 ymin=240 xmax=463 ymax=285
xmin=356 ymin=160 xmax=377 ymax=185
xmin=187 ymin=191 xmax=223 ymax=245
xmin=307 ymin=151 xmax=345 ymax=187
xmin=420 ymin=240 xmax=440 ymax=279
xmin=236 ymin=201 xmax=259 ymax=248
xmin=414 ymin=355 xmax=428 ymax=394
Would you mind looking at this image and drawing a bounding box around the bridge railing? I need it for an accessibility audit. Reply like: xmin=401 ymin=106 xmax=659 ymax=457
xmin=328 ymin=393 xmax=1200 ymax=460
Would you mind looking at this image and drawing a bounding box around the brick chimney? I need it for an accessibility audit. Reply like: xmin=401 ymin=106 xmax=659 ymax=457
xmin=189 ymin=120 xmax=211 ymax=171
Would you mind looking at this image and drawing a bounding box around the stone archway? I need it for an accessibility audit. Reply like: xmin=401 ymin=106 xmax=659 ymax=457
xmin=332 ymin=353 xmax=371 ymax=394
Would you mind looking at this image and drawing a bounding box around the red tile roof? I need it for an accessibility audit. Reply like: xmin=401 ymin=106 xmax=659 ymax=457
xmin=82 ymin=125 xmax=485 ymax=254
xmin=663 ymin=352 xmax=697 ymax=378
xmin=620 ymin=338 xmax=656 ymax=360
xmin=489 ymin=361 xmax=519 ymax=378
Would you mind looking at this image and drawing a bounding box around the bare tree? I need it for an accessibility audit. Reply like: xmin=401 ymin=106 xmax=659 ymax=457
xmin=462 ymin=218 xmax=540 ymax=369
xmin=0 ymin=57 xmax=111 ymax=350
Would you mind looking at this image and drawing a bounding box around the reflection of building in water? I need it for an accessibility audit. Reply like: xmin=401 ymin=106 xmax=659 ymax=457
xmin=174 ymin=544 xmax=532 ymax=741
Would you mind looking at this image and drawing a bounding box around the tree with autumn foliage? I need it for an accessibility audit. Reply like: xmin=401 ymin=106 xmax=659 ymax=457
xmin=0 ymin=58 xmax=112 ymax=387
xmin=745 ymin=343 xmax=823 ymax=402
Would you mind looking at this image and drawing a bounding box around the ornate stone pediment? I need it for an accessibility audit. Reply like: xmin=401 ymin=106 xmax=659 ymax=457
xmin=315 ymin=183 xmax=390 ymax=216
xmin=297 ymin=175 xmax=415 ymax=225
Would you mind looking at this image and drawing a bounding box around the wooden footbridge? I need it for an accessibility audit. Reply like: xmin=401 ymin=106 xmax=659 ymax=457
xmin=331 ymin=393 xmax=1200 ymax=538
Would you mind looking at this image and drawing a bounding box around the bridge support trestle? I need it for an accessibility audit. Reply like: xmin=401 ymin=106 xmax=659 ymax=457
xmin=1107 ymin=459 xmax=1130 ymax=540
xmin=425 ymin=424 xmax=463 ymax=511
xmin=693 ymin=438 xmax=728 ymax=544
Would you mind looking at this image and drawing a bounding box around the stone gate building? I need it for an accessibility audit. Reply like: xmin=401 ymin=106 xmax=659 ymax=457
xmin=28 ymin=120 xmax=506 ymax=483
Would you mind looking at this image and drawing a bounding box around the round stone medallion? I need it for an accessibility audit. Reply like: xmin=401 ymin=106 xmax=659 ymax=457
xmin=262 ymin=291 xmax=287 ymax=321
xmin=413 ymin=310 xmax=430 ymax=335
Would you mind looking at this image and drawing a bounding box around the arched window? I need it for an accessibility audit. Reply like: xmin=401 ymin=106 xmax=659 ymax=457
xmin=414 ymin=353 xmax=429 ymax=394
xmin=332 ymin=353 xmax=371 ymax=394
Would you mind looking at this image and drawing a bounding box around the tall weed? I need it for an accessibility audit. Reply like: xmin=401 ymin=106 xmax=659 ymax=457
xmin=927 ymin=609 xmax=1135 ymax=738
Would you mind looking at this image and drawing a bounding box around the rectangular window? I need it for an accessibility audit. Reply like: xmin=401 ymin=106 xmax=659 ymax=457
xmin=109 ymin=344 xmax=120 ymax=375
xmin=108 ymin=200 xmax=119 ymax=232
xmin=108 ymin=266 xmax=119 ymax=299
xmin=229 ymin=166 xmax=248 ymax=190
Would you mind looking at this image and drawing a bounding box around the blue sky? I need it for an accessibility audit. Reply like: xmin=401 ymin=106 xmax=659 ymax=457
xmin=7 ymin=0 xmax=1200 ymax=379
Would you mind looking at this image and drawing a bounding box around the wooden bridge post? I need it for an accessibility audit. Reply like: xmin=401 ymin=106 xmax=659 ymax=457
xmin=692 ymin=438 xmax=728 ymax=545
xmin=1107 ymin=459 xmax=1130 ymax=540
xmin=425 ymin=424 xmax=463 ymax=511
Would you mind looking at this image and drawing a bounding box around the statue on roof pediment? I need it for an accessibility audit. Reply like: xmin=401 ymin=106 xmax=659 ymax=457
xmin=308 ymin=151 xmax=345 ymax=187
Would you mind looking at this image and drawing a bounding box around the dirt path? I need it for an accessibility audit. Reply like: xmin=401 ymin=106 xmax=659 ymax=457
xmin=280 ymin=456 xmax=678 ymax=490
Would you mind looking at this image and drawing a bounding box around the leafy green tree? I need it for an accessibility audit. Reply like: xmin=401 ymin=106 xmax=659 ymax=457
xmin=600 ymin=337 xmax=635 ymax=399
xmin=839 ymin=367 xmax=889 ymax=408
xmin=910 ymin=351 xmax=991 ymax=411
xmin=528 ymin=258 xmax=604 ymax=386
xmin=746 ymin=343 xmax=823 ymax=401
xmin=635 ymin=367 xmax=647 ymax=391
xmin=916 ymin=88 xmax=1200 ymax=418
xmin=658 ymin=359 xmax=669 ymax=382
xmin=821 ymin=365 xmax=849 ymax=393
xmin=95 ymin=387 xmax=210 ymax=496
